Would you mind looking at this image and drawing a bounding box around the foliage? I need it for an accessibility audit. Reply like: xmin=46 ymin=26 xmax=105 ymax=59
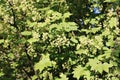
xmin=0 ymin=0 xmax=120 ymax=80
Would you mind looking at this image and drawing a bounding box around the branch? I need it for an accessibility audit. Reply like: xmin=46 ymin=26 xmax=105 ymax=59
xmin=25 ymin=43 xmax=40 ymax=80
xmin=22 ymin=68 xmax=32 ymax=80
xmin=8 ymin=0 xmax=18 ymax=29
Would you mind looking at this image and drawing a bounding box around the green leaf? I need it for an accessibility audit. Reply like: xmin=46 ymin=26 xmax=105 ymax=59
xmin=109 ymin=17 xmax=117 ymax=28
xmin=27 ymin=21 xmax=37 ymax=28
xmin=79 ymin=36 xmax=88 ymax=45
xmin=70 ymin=37 xmax=78 ymax=43
xmin=87 ymin=58 xmax=103 ymax=73
xmin=8 ymin=53 xmax=14 ymax=59
xmin=34 ymin=54 xmax=56 ymax=72
xmin=110 ymin=61 xmax=118 ymax=66
xmin=75 ymin=49 xmax=88 ymax=55
xmin=72 ymin=65 xmax=87 ymax=79
xmin=0 ymin=72 xmax=4 ymax=77
xmin=106 ymin=40 xmax=114 ymax=47
xmin=91 ymin=27 xmax=101 ymax=34
xmin=63 ymin=12 xmax=72 ymax=19
xmin=11 ymin=62 xmax=18 ymax=68
xmin=102 ymin=29 xmax=110 ymax=36
xmin=21 ymin=31 xmax=32 ymax=36
xmin=111 ymin=77 xmax=119 ymax=80
xmin=76 ymin=44 xmax=81 ymax=50
xmin=27 ymin=38 xmax=38 ymax=44
xmin=56 ymin=73 xmax=68 ymax=80
xmin=60 ymin=22 xmax=78 ymax=32
xmin=102 ymin=63 xmax=113 ymax=73
xmin=87 ymin=58 xmax=99 ymax=68
xmin=49 ymin=24 xmax=59 ymax=31
xmin=90 ymin=19 xmax=98 ymax=24
xmin=87 ymin=58 xmax=113 ymax=73
xmin=0 ymin=39 xmax=4 ymax=44
xmin=94 ymin=35 xmax=103 ymax=41
xmin=32 ymin=75 xmax=37 ymax=80
xmin=104 ymin=0 xmax=117 ymax=2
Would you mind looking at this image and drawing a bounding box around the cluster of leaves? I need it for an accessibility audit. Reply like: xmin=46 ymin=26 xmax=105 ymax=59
xmin=0 ymin=0 xmax=120 ymax=80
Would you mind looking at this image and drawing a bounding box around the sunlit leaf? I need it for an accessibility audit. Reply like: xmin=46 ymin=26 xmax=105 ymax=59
xmin=104 ymin=0 xmax=117 ymax=2
xmin=63 ymin=12 xmax=72 ymax=19
xmin=72 ymin=65 xmax=88 ymax=79
xmin=56 ymin=73 xmax=68 ymax=80
xmin=21 ymin=31 xmax=32 ymax=36
xmin=27 ymin=38 xmax=38 ymax=44
xmin=102 ymin=63 xmax=113 ymax=73
xmin=0 ymin=39 xmax=4 ymax=44
xmin=34 ymin=54 xmax=56 ymax=72
xmin=109 ymin=17 xmax=117 ymax=28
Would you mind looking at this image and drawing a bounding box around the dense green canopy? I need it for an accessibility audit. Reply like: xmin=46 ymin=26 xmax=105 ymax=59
xmin=0 ymin=0 xmax=120 ymax=80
